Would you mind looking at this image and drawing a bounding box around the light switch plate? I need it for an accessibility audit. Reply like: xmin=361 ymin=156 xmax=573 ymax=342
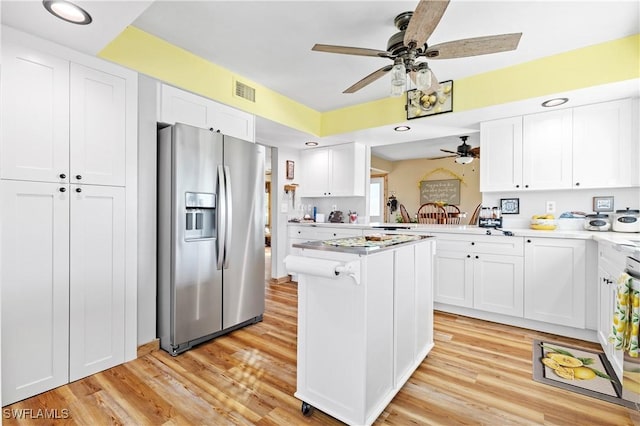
xmin=546 ymin=201 xmax=556 ymax=214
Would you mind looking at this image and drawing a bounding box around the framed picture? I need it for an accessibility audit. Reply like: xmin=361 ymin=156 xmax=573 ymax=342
xmin=593 ymin=196 xmax=614 ymax=212
xmin=500 ymin=198 xmax=520 ymax=214
xmin=286 ymin=160 xmax=295 ymax=180
xmin=406 ymin=80 xmax=453 ymax=119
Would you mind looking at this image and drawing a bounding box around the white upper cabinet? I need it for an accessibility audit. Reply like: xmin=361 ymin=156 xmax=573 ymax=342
xmin=70 ymin=63 xmax=126 ymax=187
xmin=522 ymin=109 xmax=573 ymax=190
xmin=159 ymin=84 xmax=255 ymax=142
xmin=481 ymin=98 xmax=637 ymax=192
xmin=1 ymin=44 xmax=70 ymax=183
xmin=479 ymin=116 xmax=522 ymax=192
xmin=572 ymin=98 xmax=634 ymax=189
xmin=299 ymin=143 xmax=366 ymax=197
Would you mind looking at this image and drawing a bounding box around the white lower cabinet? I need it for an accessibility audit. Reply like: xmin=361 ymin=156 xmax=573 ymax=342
xmin=524 ymin=238 xmax=586 ymax=328
xmin=1 ymin=180 xmax=126 ymax=404
xmin=434 ymin=234 xmax=524 ymax=316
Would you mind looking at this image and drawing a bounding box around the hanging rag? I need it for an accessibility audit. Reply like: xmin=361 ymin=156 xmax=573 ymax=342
xmin=610 ymin=272 xmax=639 ymax=357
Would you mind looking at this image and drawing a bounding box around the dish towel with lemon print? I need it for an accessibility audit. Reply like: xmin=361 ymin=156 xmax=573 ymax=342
xmin=610 ymin=273 xmax=639 ymax=357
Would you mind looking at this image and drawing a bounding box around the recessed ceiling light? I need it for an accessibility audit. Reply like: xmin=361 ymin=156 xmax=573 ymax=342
xmin=541 ymin=97 xmax=569 ymax=108
xmin=43 ymin=0 xmax=92 ymax=25
xmin=305 ymin=141 xmax=318 ymax=146
xmin=394 ymin=126 xmax=410 ymax=132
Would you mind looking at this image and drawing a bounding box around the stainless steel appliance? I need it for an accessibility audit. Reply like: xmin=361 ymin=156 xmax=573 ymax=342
xmin=622 ymin=254 xmax=640 ymax=407
xmin=157 ymin=123 xmax=265 ymax=356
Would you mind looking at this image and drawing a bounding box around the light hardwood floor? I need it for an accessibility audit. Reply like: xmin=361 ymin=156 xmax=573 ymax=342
xmin=4 ymin=250 xmax=639 ymax=425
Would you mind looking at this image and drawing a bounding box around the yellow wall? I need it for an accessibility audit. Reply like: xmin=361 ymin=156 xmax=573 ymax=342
xmin=385 ymin=157 xmax=481 ymax=224
xmin=99 ymin=28 xmax=640 ymax=139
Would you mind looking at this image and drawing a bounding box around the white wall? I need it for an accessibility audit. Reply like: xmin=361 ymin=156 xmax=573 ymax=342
xmin=137 ymin=75 xmax=158 ymax=345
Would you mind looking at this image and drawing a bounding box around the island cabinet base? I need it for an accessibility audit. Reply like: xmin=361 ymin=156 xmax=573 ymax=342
xmin=293 ymin=239 xmax=435 ymax=426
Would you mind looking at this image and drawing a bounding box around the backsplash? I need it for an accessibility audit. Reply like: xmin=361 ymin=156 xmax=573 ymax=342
xmin=299 ymin=196 xmax=366 ymax=223
xmin=482 ymin=187 xmax=640 ymax=228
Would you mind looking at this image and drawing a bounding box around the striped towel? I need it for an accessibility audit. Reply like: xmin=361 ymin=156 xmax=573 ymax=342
xmin=610 ymin=273 xmax=639 ymax=357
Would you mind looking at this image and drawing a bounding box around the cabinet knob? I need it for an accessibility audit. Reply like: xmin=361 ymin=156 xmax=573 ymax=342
xmin=527 ymin=239 xmax=532 ymax=243
xmin=75 ymin=174 xmax=82 ymax=180
xmin=525 ymin=184 xmax=529 ymax=188
xmin=516 ymin=185 xmax=520 ymax=188
xmin=467 ymin=254 xmax=471 ymax=258
xmin=59 ymin=187 xmax=66 ymax=193
xmin=575 ymin=182 xmax=580 ymax=186
xmin=75 ymin=188 xmax=82 ymax=193
xmin=471 ymin=242 xmax=475 ymax=245
xmin=475 ymin=255 xmax=479 ymax=259
xmin=59 ymin=173 xmax=66 ymax=179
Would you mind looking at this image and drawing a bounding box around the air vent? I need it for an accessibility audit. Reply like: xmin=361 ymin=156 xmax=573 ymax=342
xmin=234 ymin=80 xmax=255 ymax=102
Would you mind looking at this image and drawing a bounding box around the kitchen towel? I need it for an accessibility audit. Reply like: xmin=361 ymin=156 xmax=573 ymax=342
xmin=610 ymin=273 xmax=639 ymax=357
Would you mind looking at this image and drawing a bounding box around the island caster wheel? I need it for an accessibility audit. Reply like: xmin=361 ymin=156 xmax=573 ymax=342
xmin=301 ymin=401 xmax=314 ymax=417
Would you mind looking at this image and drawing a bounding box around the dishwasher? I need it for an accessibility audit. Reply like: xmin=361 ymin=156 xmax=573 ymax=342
xmin=620 ymin=252 xmax=640 ymax=407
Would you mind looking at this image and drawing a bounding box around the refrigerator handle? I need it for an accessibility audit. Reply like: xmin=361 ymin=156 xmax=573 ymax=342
xmin=223 ymin=165 xmax=232 ymax=269
xmin=216 ymin=165 xmax=226 ymax=270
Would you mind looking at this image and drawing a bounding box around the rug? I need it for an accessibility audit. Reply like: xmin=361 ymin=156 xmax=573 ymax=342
xmin=532 ymin=339 xmax=636 ymax=409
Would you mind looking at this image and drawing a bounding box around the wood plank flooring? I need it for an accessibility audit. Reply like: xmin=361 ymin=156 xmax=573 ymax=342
xmin=4 ymin=256 xmax=640 ymax=425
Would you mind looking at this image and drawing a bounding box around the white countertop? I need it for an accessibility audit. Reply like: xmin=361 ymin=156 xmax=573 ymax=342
xmin=288 ymin=221 xmax=640 ymax=248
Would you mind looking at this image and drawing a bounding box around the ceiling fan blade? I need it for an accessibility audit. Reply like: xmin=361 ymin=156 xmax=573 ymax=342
xmin=312 ymin=44 xmax=392 ymax=58
xmin=440 ymin=149 xmax=458 ymax=155
xmin=404 ymin=0 xmax=450 ymax=48
xmin=425 ymin=33 xmax=522 ymax=59
xmin=430 ymin=154 xmax=456 ymax=160
xmin=343 ymin=65 xmax=393 ymax=93
xmin=470 ymin=147 xmax=480 ymax=158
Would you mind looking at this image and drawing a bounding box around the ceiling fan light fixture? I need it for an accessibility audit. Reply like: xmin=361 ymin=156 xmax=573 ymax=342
xmin=390 ymin=63 xmax=406 ymax=97
xmin=305 ymin=141 xmax=318 ymax=147
xmin=415 ymin=66 xmax=432 ymax=92
xmin=455 ymin=156 xmax=473 ymax=165
xmin=394 ymin=125 xmax=410 ymax=132
xmin=43 ymin=0 xmax=92 ymax=25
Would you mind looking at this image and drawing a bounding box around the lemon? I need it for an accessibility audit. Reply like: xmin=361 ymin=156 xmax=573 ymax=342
xmin=573 ymin=367 xmax=596 ymax=380
xmin=547 ymin=353 xmax=583 ymax=367
xmin=634 ymin=295 xmax=639 ymax=308
xmin=554 ymin=366 xmax=575 ymax=380
xmin=541 ymin=357 xmax=560 ymax=369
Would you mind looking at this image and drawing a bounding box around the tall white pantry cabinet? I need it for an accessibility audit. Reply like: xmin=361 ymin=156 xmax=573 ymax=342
xmin=0 ymin=29 xmax=138 ymax=405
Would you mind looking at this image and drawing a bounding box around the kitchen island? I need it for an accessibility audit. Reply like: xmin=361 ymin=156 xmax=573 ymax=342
xmin=285 ymin=234 xmax=435 ymax=426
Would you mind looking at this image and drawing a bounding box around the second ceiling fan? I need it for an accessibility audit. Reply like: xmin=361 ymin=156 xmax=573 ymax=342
xmin=312 ymin=0 xmax=522 ymax=95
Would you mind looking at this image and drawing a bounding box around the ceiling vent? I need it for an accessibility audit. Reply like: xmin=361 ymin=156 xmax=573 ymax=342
xmin=234 ymin=80 xmax=256 ymax=102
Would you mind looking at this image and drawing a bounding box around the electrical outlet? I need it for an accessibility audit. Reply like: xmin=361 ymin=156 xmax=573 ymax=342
xmin=546 ymin=201 xmax=556 ymax=214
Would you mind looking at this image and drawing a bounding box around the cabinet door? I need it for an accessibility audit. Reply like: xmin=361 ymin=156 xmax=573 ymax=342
xmin=159 ymin=84 xmax=211 ymax=128
xmin=329 ymin=143 xmax=365 ymax=197
xmin=394 ymin=245 xmax=416 ymax=385
xmin=434 ymin=250 xmax=473 ymax=307
xmin=300 ymin=148 xmax=330 ymax=196
xmin=480 ymin=117 xmax=523 ymax=191
xmin=522 ymin=109 xmax=573 ymax=190
xmin=1 ymin=180 xmax=70 ymax=405
xmin=70 ymin=64 xmax=126 ymax=187
xmin=209 ymin=102 xmax=255 ymax=142
xmin=1 ymin=44 xmax=69 ymax=183
xmin=415 ymin=241 xmax=434 ymax=358
xmin=473 ymin=254 xmax=524 ymax=316
xmin=573 ymin=99 xmax=633 ymax=188
xmin=524 ymin=238 xmax=586 ymax=328
xmin=69 ymin=185 xmax=125 ymax=381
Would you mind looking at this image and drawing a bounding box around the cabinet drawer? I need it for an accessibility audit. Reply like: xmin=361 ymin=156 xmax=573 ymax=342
xmin=288 ymin=226 xmax=317 ymax=240
xmin=315 ymin=228 xmax=362 ymax=240
xmin=433 ymin=233 xmax=524 ymax=256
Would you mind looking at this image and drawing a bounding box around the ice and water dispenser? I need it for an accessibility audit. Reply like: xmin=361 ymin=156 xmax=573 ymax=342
xmin=184 ymin=192 xmax=216 ymax=240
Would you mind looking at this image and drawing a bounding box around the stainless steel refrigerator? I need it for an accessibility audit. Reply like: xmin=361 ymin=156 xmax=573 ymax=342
xmin=157 ymin=123 xmax=265 ymax=355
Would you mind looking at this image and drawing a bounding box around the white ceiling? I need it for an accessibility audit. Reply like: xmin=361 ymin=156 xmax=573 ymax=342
xmin=3 ymin=1 xmax=639 ymax=160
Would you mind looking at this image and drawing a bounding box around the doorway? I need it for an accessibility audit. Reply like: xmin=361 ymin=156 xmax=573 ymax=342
xmin=370 ymin=175 xmax=387 ymax=223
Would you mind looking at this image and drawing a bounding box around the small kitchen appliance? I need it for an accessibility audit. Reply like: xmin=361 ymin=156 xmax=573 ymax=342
xmin=583 ymin=213 xmax=611 ymax=231
xmin=328 ymin=210 xmax=344 ymax=223
xmin=478 ymin=206 xmax=502 ymax=228
xmin=612 ymin=208 xmax=640 ymax=233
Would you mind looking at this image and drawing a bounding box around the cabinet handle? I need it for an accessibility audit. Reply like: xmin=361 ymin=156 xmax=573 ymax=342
xmin=59 ymin=187 xmax=66 ymax=193
xmin=75 ymin=188 xmax=82 ymax=193
xmin=75 ymin=174 xmax=82 ymax=180
xmin=59 ymin=173 xmax=66 ymax=179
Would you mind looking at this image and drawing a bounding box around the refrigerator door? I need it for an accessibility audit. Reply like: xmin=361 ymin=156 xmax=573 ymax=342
xmin=170 ymin=124 xmax=223 ymax=346
xmin=222 ymin=136 xmax=265 ymax=328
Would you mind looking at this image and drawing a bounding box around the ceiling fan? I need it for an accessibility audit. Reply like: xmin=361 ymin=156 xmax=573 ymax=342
xmin=312 ymin=0 xmax=522 ymax=95
xmin=437 ymin=136 xmax=479 ymax=164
